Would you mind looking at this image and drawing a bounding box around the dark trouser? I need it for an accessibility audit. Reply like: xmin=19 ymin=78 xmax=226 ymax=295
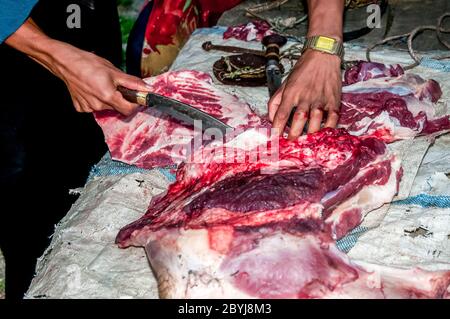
xmin=0 ymin=0 xmax=122 ymax=299
xmin=126 ymin=0 xmax=153 ymax=77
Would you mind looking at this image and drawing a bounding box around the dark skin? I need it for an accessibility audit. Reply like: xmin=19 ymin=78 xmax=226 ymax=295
xmin=268 ymin=0 xmax=344 ymax=139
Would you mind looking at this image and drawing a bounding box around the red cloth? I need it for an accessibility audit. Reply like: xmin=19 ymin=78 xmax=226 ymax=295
xmin=197 ymin=0 xmax=243 ymax=26
xmin=141 ymin=0 xmax=242 ymax=76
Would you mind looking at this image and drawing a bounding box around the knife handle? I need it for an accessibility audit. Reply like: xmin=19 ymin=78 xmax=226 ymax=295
xmin=117 ymin=86 xmax=149 ymax=106
xmin=262 ymin=34 xmax=287 ymax=62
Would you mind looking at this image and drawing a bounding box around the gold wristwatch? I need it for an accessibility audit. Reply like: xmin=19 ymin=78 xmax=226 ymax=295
xmin=302 ymin=36 xmax=344 ymax=60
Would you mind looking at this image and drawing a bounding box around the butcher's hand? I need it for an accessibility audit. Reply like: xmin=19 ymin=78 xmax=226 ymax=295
xmin=52 ymin=47 xmax=150 ymax=116
xmin=268 ymin=49 xmax=342 ymax=140
xmin=269 ymin=0 xmax=344 ymax=139
xmin=5 ymin=18 xmax=149 ymax=116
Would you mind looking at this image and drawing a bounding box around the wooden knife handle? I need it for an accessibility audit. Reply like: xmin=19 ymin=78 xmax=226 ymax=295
xmin=117 ymin=86 xmax=148 ymax=105
xmin=262 ymin=34 xmax=287 ymax=62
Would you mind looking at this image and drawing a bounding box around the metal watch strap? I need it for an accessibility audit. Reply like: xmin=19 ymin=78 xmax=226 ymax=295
xmin=302 ymin=36 xmax=345 ymax=60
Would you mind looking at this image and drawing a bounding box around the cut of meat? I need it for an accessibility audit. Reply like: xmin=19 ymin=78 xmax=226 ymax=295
xmin=343 ymin=61 xmax=442 ymax=102
xmin=94 ymin=70 xmax=264 ymax=168
xmin=339 ymin=61 xmax=450 ymax=142
xmin=322 ymin=158 xmax=402 ymax=240
xmin=95 ymin=63 xmax=449 ymax=170
xmin=116 ymin=128 xmax=397 ymax=246
xmin=142 ymin=226 xmax=450 ymax=298
xmin=116 ymin=129 xmax=449 ymax=298
xmin=116 ymin=128 xmax=450 ymax=298
xmin=222 ymin=21 xmax=274 ymax=42
xmin=343 ymin=61 xmax=404 ymax=85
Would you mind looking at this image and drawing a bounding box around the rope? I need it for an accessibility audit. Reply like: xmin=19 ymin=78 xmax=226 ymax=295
xmin=245 ymin=0 xmax=290 ymax=15
xmin=366 ymin=13 xmax=450 ymax=70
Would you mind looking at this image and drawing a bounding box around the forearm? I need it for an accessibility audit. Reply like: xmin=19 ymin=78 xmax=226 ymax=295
xmin=269 ymin=0 xmax=344 ymax=137
xmin=307 ymin=0 xmax=344 ymax=41
xmin=4 ymin=17 xmax=149 ymax=115
xmin=5 ymin=18 xmax=73 ymax=78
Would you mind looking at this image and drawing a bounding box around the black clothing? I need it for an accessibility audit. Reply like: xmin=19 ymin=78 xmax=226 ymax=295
xmin=0 ymin=0 xmax=122 ymax=299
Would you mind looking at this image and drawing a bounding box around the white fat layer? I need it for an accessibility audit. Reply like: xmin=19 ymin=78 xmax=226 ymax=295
xmin=340 ymin=110 xmax=419 ymax=140
xmin=342 ymin=74 xmax=430 ymax=98
xmin=223 ymin=128 xmax=270 ymax=150
xmin=325 ymin=156 xmax=402 ymax=238
xmin=145 ymin=229 xmax=250 ymax=298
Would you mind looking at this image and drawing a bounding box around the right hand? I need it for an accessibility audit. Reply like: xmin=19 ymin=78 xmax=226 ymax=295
xmin=53 ymin=46 xmax=150 ymax=116
xmin=5 ymin=18 xmax=149 ymax=116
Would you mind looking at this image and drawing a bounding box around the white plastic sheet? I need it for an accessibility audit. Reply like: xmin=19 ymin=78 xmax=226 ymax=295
xmin=26 ymin=172 xmax=169 ymax=298
xmin=349 ymin=205 xmax=450 ymax=271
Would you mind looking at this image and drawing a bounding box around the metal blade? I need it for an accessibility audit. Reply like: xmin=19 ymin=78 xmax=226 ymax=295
xmin=147 ymin=93 xmax=233 ymax=135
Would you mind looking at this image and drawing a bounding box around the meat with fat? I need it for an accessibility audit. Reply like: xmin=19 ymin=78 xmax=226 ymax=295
xmin=339 ymin=62 xmax=450 ymax=142
xmin=94 ymin=70 xmax=263 ymax=168
xmin=95 ymin=63 xmax=450 ymax=170
xmin=222 ymin=21 xmax=274 ymax=42
xmin=116 ymin=128 xmax=450 ymax=298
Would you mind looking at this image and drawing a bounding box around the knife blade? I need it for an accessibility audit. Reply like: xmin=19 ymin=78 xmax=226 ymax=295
xmin=118 ymin=86 xmax=232 ymax=135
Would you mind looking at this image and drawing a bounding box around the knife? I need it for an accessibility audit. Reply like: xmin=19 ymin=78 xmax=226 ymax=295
xmin=117 ymin=86 xmax=232 ymax=135
xmin=262 ymin=34 xmax=296 ymax=128
xmin=262 ymin=34 xmax=287 ymax=98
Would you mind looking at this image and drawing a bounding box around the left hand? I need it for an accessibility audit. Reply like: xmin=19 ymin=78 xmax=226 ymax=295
xmin=268 ymin=49 xmax=342 ymax=139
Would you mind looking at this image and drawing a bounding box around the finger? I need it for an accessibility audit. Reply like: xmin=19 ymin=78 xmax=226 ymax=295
xmin=69 ymin=93 xmax=82 ymax=112
xmin=89 ymin=100 xmax=114 ymax=112
xmin=78 ymin=94 xmax=102 ymax=113
xmin=307 ymin=108 xmax=323 ymax=134
xmin=73 ymin=95 xmax=93 ymax=113
xmin=287 ymin=106 xmax=309 ymax=140
xmin=109 ymin=91 xmax=140 ymax=116
xmin=114 ymin=72 xmax=151 ymax=92
xmin=72 ymin=98 xmax=83 ymax=113
xmin=68 ymin=91 xmax=82 ymax=112
xmin=324 ymin=109 xmax=339 ymax=128
xmin=268 ymin=85 xmax=284 ymax=121
xmin=80 ymin=102 xmax=95 ymax=113
xmin=322 ymin=92 xmax=340 ymax=128
xmin=272 ymin=92 xmax=296 ymax=135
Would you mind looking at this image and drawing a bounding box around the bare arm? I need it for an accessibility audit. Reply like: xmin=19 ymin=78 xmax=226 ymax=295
xmin=268 ymin=0 xmax=344 ymax=139
xmin=5 ymin=18 xmax=150 ymax=116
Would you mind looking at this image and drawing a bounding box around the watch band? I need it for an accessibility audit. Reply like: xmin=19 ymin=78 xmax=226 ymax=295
xmin=302 ymin=36 xmax=345 ymax=60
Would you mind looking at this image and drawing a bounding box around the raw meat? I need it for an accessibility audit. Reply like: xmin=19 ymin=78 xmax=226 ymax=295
xmin=117 ymin=128 xmax=401 ymax=243
xmin=343 ymin=61 xmax=404 ymax=85
xmin=94 ymin=70 xmax=263 ymax=168
xmin=115 ymin=128 xmax=450 ymax=298
xmin=96 ymin=63 xmax=449 ymax=170
xmin=222 ymin=21 xmax=274 ymax=42
xmin=339 ymin=62 xmax=450 ymax=142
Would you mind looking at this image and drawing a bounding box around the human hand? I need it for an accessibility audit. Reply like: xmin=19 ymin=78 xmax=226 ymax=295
xmin=268 ymin=49 xmax=342 ymax=139
xmin=6 ymin=18 xmax=149 ymax=116
xmin=53 ymin=46 xmax=150 ymax=116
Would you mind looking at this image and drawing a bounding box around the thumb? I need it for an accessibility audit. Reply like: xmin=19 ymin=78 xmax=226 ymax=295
xmin=114 ymin=72 xmax=152 ymax=92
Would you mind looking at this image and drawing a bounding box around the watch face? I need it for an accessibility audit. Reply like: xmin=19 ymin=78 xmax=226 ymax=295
xmin=315 ymin=36 xmax=335 ymax=52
